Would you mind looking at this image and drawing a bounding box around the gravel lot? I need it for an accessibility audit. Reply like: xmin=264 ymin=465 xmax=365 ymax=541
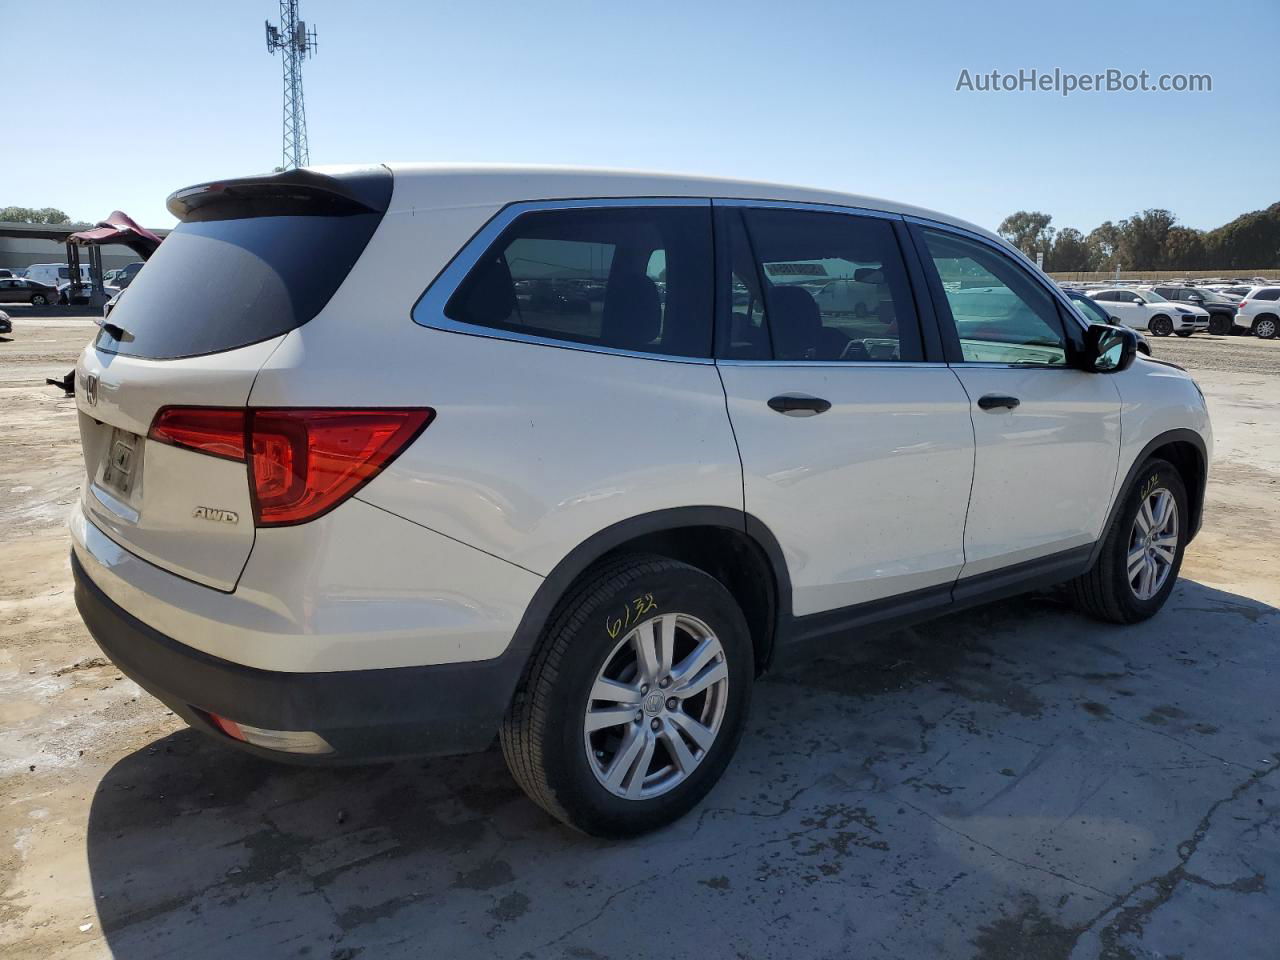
xmin=2 ymin=311 xmax=1278 ymax=960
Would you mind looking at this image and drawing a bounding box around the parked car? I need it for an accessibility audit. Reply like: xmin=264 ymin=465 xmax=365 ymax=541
xmin=0 ymin=310 xmax=11 ymax=335
xmin=0 ymin=277 xmax=59 ymax=305
xmin=0 ymin=268 xmax=13 ymax=278
xmin=58 ymin=280 xmax=119 ymax=305
xmin=1151 ymin=285 xmax=1240 ymax=335
xmin=22 ymin=263 xmax=91 ymax=287
xmin=1088 ymin=287 xmax=1208 ymax=336
xmin=113 ymin=261 xmax=145 ymax=289
xmin=1062 ymin=288 xmax=1152 ymax=355
xmin=70 ymin=166 xmax=1212 ymax=837
xmin=1235 ymin=286 xmax=1280 ymax=339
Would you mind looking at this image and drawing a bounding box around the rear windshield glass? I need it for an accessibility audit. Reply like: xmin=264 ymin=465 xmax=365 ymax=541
xmin=96 ymin=210 xmax=384 ymax=360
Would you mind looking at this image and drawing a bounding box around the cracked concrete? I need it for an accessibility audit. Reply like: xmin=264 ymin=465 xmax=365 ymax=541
xmin=2 ymin=321 xmax=1280 ymax=960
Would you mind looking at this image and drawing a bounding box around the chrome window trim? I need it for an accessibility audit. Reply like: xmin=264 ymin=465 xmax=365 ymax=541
xmin=904 ymin=214 xmax=1093 ymax=334
xmin=715 ymin=360 xmax=944 ymax=369
xmin=711 ymin=197 xmax=902 ymax=221
xmin=411 ymin=196 xmax=715 ymax=365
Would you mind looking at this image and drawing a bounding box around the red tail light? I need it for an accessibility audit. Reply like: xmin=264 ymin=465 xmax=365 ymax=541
xmin=150 ymin=407 xmax=247 ymax=461
xmin=1240 ymin=301 xmax=1248 ymax=309
xmin=148 ymin=407 xmax=433 ymax=527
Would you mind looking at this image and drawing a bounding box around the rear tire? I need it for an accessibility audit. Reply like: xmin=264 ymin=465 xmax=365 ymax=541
xmin=1254 ymin=316 xmax=1278 ymax=340
xmin=501 ymin=554 xmax=753 ymax=837
xmin=30 ymin=294 xmax=47 ymax=306
xmin=1069 ymin=458 xmax=1188 ymax=624
xmin=1208 ymin=315 xmax=1231 ymax=336
xmin=1149 ymin=315 xmax=1173 ymax=337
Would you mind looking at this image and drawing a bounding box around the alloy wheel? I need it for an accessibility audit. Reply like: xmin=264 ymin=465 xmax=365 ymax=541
xmin=1256 ymin=318 xmax=1277 ymax=339
xmin=583 ymin=612 xmax=729 ymax=800
xmin=1127 ymin=487 xmax=1179 ymax=601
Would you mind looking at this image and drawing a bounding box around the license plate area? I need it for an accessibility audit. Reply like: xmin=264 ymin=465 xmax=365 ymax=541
xmin=101 ymin=427 xmax=143 ymax=499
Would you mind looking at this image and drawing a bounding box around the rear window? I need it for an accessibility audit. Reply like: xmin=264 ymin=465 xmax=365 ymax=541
xmin=443 ymin=205 xmax=713 ymax=358
xmin=97 ymin=170 xmax=390 ymax=360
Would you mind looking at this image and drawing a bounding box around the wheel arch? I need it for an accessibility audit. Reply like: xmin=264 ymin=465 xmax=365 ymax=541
xmin=506 ymin=508 xmax=792 ymax=692
xmin=1091 ymin=428 xmax=1208 ymax=566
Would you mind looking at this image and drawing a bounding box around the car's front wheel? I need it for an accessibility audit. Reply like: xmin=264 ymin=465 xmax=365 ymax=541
xmin=1149 ymin=315 xmax=1174 ymax=336
xmin=1069 ymin=457 xmax=1188 ymax=624
xmin=501 ymin=554 xmax=753 ymax=837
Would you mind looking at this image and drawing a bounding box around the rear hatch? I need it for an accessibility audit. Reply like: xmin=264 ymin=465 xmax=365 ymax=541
xmin=76 ymin=167 xmax=392 ymax=591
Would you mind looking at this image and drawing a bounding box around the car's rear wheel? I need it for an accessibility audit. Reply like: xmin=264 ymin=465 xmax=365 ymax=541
xmin=501 ymin=554 xmax=753 ymax=837
xmin=1254 ymin=316 xmax=1278 ymax=339
xmin=1208 ymin=315 xmax=1231 ymax=336
xmin=1069 ymin=457 xmax=1188 ymax=624
xmin=30 ymin=294 xmax=47 ymax=305
xmin=1149 ymin=315 xmax=1174 ymax=336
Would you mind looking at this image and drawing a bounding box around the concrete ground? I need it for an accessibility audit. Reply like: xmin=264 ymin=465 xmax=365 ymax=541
xmin=2 ymin=311 xmax=1278 ymax=960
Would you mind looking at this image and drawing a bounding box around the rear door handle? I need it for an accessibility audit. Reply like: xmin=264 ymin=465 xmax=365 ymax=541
xmin=977 ymin=394 xmax=1020 ymax=411
xmin=767 ymin=394 xmax=832 ymax=416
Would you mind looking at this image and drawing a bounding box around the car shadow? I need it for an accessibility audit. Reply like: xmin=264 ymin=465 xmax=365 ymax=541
xmin=84 ymin=577 xmax=1280 ymax=960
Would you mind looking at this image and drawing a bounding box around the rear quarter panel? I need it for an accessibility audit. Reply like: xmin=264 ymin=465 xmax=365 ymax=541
xmin=247 ymin=202 xmax=744 ymax=577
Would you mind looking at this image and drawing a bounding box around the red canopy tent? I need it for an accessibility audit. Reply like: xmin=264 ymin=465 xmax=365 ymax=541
xmin=67 ymin=210 xmax=164 ymax=261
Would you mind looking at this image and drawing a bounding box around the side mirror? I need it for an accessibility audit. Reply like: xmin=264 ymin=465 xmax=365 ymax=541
xmin=1081 ymin=323 xmax=1138 ymax=373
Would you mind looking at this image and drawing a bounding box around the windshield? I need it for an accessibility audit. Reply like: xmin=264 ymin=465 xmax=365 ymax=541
xmin=1137 ymin=289 xmax=1169 ymax=303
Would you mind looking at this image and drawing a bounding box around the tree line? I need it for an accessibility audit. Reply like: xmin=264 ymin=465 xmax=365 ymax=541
xmin=998 ymin=202 xmax=1280 ymax=272
xmin=0 ymin=207 xmax=75 ymax=225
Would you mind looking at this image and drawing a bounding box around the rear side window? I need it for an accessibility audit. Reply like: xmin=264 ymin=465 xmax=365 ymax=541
xmin=97 ymin=169 xmax=390 ymax=360
xmin=725 ymin=207 xmax=922 ymax=362
xmin=445 ymin=206 xmax=713 ymax=358
xmin=1256 ymin=288 xmax=1280 ymax=301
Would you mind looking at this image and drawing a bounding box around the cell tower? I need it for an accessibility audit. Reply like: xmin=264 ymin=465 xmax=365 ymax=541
xmin=264 ymin=0 xmax=317 ymax=170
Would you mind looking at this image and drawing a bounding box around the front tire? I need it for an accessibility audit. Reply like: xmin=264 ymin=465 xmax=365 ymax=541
xmin=1069 ymin=458 xmax=1188 ymax=624
xmin=501 ymin=555 xmax=753 ymax=837
xmin=1149 ymin=315 xmax=1174 ymax=337
xmin=1208 ymin=315 xmax=1231 ymax=336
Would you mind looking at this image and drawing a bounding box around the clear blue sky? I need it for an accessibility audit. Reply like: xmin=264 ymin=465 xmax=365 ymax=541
xmin=4 ymin=0 xmax=1274 ymax=233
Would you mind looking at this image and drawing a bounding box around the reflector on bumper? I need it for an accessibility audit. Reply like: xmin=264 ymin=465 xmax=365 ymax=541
xmin=208 ymin=712 xmax=333 ymax=755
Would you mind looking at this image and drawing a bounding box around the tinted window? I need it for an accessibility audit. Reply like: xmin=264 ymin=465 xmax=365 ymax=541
xmin=1256 ymin=288 xmax=1280 ymax=301
xmin=98 ymin=210 xmax=386 ymax=360
xmin=729 ymin=208 xmax=921 ymax=362
xmin=446 ymin=206 xmax=712 ymax=358
xmin=920 ymin=228 xmax=1066 ymax=366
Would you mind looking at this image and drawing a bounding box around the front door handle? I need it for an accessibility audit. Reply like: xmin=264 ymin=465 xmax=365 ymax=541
xmin=767 ymin=394 xmax=832 ymax=416
xmin=977 ymin=394 xmax=1020 ymax=411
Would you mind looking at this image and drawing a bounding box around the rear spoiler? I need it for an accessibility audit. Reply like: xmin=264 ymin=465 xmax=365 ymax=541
xmin=166 ymin=166 xmax=392 ymax=223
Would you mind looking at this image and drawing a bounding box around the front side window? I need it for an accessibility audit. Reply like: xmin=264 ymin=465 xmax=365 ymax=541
xmin=445 ymin=206 xmax=712 ymax=358
xmin=920 ymin=227 xmax=1067 ymax=366
xmin=1069 ymin=294 xmax=1109 ymax=326
xmin=727 ymin=207 xmax=921 ymax=362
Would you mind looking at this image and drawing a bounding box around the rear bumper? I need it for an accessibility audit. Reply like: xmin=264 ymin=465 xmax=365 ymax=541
xmin=73 ymin=550 xmax=524 ymax=761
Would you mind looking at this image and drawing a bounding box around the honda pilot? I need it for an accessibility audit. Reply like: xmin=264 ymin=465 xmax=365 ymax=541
xmin=71 ymin=165 xmax=1212 ymax=836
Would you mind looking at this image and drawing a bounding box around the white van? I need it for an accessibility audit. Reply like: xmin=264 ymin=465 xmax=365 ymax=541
xmin=23 ymin=263 xmax=92 ymax=287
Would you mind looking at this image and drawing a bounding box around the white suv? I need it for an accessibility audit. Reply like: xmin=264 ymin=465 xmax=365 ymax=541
xmin=70 ymin=166 xmax=1212 ymax=836
xmin=1235 ymin=286 xmax=1280 ymax=338
xmin=1088 ymin=287 xmax=1209 ymax=337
